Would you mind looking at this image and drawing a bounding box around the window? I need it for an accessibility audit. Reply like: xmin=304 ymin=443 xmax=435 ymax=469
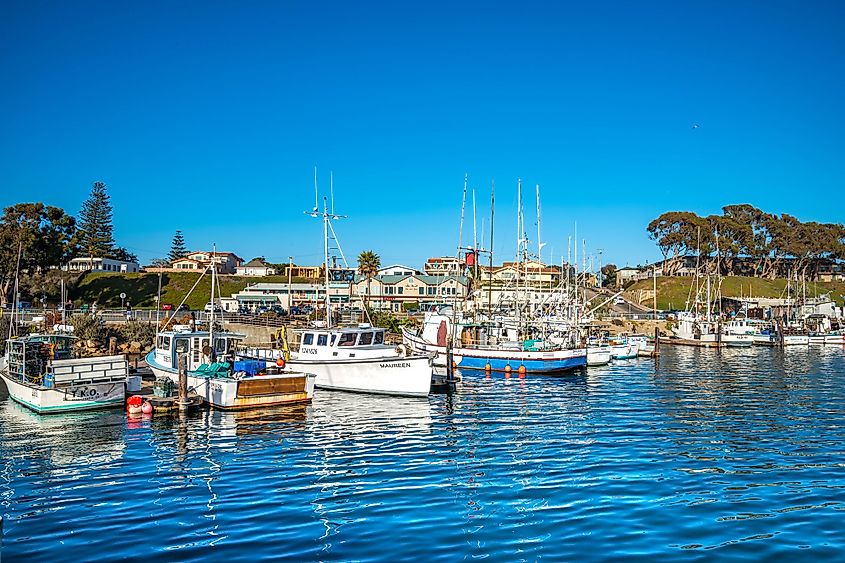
xmin=358 ymin=332 xmax=373 ymax=345
xmin=419 ymin=287 xmax=424 ymax=295
xmin=397 ymin=287 xmax=403 ymax=295
xmin=427 ymin=287 xmax=436 ymax=295
xmin=374 ymin=331 xmax=384 ymax=344
xmin=175 ymin=339 xmax=189 ymax=354
xmin=317 ymin=334 xmax=328 ymax=346
xmin=338 ymin=332 xmax=356 ymax=347
xmin=303 ymin=333 xmax=314 ymax=345
xmin=331 ymin=334 xmax=337 ymax=345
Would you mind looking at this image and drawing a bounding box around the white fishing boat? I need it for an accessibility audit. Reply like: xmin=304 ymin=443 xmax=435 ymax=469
xmin=586 ymin=346 xmax=611 ymax=366
xmin=242 ymin=325 xmax=432 ymax=397
xmin=608 ymin=335 xmax=639 ymax=359
xmin=0 ymin=334 xmax=128 ymax=414
xmin=239 ymin=173 xmax=433 ymax=397
xmin=145 ymin=328 xmax=316 ymax=409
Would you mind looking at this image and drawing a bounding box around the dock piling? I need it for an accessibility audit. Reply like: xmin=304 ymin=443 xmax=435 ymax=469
xmin=177 ymin=353 xmax=189 ymax=411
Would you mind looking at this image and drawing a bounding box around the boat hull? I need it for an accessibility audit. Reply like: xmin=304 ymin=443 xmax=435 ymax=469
xmin=285 ymin=356 xmax=432 ymax=397
xmin=587 ymin=348 xmax=611 ymax=366
xmin=403 ymin=328 xmax=586 ymax=373
xmin=0 ymin=369 xmax=125 ymax=414
xmin=146 ymin=352 xmax=315 ymax=409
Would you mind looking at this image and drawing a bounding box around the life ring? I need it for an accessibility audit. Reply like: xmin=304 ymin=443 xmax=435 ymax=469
xmin=275 ymin=357 xmax=286 ymax=368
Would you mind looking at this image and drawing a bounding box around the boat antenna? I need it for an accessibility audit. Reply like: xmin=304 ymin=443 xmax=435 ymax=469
xmin=313 ymin=166 xmax=319 ymax=213
xmin=330 ymin=170 xmax=335 ymax=216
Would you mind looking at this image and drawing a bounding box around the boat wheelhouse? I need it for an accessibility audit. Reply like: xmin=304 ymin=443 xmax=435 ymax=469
xmin=0 ymin=334 xmax=128 ymax=414
xmin=146 ymin=329 xmax=316 ymax=409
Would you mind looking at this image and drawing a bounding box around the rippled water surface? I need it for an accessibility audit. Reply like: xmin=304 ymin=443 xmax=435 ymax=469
xmin=2 ymin=346 xmax=845 ymax=561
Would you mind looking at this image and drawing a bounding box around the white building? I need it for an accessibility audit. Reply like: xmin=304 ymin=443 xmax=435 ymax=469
xmin=377 ymin=264 xmax=423 ymax=276
xmin=236 ymin=259 xmax=276 ymax=277
xmin=65 ymin=257 xmax=140 ymax=273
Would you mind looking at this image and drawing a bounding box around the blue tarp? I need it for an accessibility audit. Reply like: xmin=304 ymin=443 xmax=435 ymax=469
xmin=234 ymin=359 xmax=265 ymax=376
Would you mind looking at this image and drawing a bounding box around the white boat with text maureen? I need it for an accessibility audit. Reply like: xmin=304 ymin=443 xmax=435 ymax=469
xmin=145 ymin=329 xmax=316 ymax=409
xmin=0 ymin=334 xmax=128 ymax=414
xmin=241 ymin=325 xmax=433 ymax=397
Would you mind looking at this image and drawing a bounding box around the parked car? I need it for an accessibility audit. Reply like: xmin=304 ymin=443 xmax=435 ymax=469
xmin=613 ymin=297 xmax=626 ymax=305
xmin=204 ymin=302 xmax=222 ymax=313
xmin=289 ymin=306 xmax=304 ymax=315
xmin=177 ymin=304 xmax=190 ymax=311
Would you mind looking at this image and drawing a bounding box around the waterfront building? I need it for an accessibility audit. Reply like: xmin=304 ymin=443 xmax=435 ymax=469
xmin=64 ymin=256 xmax=139 ymax=273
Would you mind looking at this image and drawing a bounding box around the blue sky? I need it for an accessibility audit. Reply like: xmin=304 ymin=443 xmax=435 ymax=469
xmin=2 ymin=1 xmax=843 ymax=270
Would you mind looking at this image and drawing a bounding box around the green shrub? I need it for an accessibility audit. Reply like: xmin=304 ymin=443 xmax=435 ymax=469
xmin=69 ymin=314 xmax=106 ymax=342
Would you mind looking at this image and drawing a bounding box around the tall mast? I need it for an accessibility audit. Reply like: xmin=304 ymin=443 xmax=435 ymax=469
xmin=457 ymin=174 xmax=467 ymax=258
xmin=536 ymin=183 xmax=542 ymax=263
xmin=323 ymin=196 xmax=331 ymax=328
xmin=488 ymin=180 xmax=495 ymax=315
xmin=516 ymin=178 xmax=522 ymax=263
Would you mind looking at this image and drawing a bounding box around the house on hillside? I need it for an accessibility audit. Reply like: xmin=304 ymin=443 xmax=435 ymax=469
xmin=424 ymin=256 xmax=464 ymax=276
xmin=236 ymin=259 xmax=276 ymax=277
xmin=65 ymin=257 xmax=139 ymax=273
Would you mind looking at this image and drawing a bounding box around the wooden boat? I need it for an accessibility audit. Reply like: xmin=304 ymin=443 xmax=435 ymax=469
xmin=145 ymin=329 xmax=316 ymax=409
xmin=0 ymin=334 xmax=127 ymax=414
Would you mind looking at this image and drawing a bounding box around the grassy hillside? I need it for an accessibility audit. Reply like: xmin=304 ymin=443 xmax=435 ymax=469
xmin=626 ymin=275 xmax=845 ymax=311
xmin=70 ymin=272 xmax=315 ymax=310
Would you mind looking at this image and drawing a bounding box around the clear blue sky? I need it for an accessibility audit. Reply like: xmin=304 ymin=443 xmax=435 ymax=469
xmin=2 ymin=1 xmax=843 ymax=270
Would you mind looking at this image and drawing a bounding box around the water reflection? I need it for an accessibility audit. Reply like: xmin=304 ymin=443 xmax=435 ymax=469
xmin=1 ymin=347 xmax=845 ymax=561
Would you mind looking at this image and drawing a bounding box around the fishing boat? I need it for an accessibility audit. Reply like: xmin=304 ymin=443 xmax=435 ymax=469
xmin=239 ymin=172 xmax=432 ymax=397
xmin=145 ymin=328 xmax=316 ymax=409
xmin=586 ymin=345 xmax=611 ymax=366
xmin=608 ymin=335 xmax=639 ymax=359
xmin=0 ymin=334 xmax=128 ymax=414
xmin=402 ymin=313 xmax=586 ymax=373
xmin=241 ymin=325 xmax=433 ymax=397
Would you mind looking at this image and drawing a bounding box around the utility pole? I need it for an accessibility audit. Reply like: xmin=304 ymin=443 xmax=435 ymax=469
xmin=597 ymin=248 xmax=604 ymax=288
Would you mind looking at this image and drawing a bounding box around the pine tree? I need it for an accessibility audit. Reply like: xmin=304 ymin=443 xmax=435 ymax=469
xmin=168 ymin=230 xmax=187 ymax=261
xmin=78 ymin=181 xmax=114 ymax=259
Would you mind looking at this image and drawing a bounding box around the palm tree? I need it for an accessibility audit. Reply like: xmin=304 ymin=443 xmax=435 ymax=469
xmin=357 ymin=250 xmax=381 ymax=308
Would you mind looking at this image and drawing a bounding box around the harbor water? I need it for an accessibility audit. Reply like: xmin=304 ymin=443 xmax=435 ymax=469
xmin=1 ymin=345 xmax=844 ymax=561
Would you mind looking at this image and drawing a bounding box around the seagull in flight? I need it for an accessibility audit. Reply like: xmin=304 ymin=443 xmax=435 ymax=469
xmin=692 ymin=124 xmax=700 ymax=129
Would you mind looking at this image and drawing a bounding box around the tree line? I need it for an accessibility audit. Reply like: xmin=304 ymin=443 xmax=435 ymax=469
xmin=0 ymin=182 xmax=136 ymax=306
xmin=647 ymin=204 xmax=845 ymax=279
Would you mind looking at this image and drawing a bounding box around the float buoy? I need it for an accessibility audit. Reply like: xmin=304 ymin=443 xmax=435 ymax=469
xmin=275 ymin=357 xmax=286 ymax=368
xmin=484 ymin=363 xmax=491 ymax=372
xmin=141 ymin=401 xmax=153 ymax=415
xmin=518 ymin=365 xmax=526 ymax=375
xmin=504 ymin=364 xmax=512 ymax=373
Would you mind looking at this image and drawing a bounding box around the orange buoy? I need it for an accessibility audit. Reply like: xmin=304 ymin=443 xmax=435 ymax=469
xmin=484 ymin=363 xmax=492 ymax=372
xmin=504 ymin=364 xmax=512 ymax=373
xmin=141 ymin=401 xmax=153 ymax=415
xmin=275 ymin=357 xmax=286 ymax=368
xmin=518 ymin=365 xmax=526 ymax=375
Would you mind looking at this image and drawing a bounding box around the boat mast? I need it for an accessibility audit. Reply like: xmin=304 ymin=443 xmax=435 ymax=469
xmin=323 ymin=196 xmax=331 ymax=328
xmin=488 ymin=180 xmax=495 ymax=315
xmin=472 ymin=185 xmax=478 ymax=280
xmin=9 ymin=241 xmax=22 ymax=339
xmin=210 ymin=243 xmax=216 ymax=359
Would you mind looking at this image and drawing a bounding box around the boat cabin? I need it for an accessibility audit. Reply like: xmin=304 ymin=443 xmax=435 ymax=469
xmin=297 ymin=325 xmax=390 ymax=360
xmin=153 ymin=330 xmax=244 ymax=372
